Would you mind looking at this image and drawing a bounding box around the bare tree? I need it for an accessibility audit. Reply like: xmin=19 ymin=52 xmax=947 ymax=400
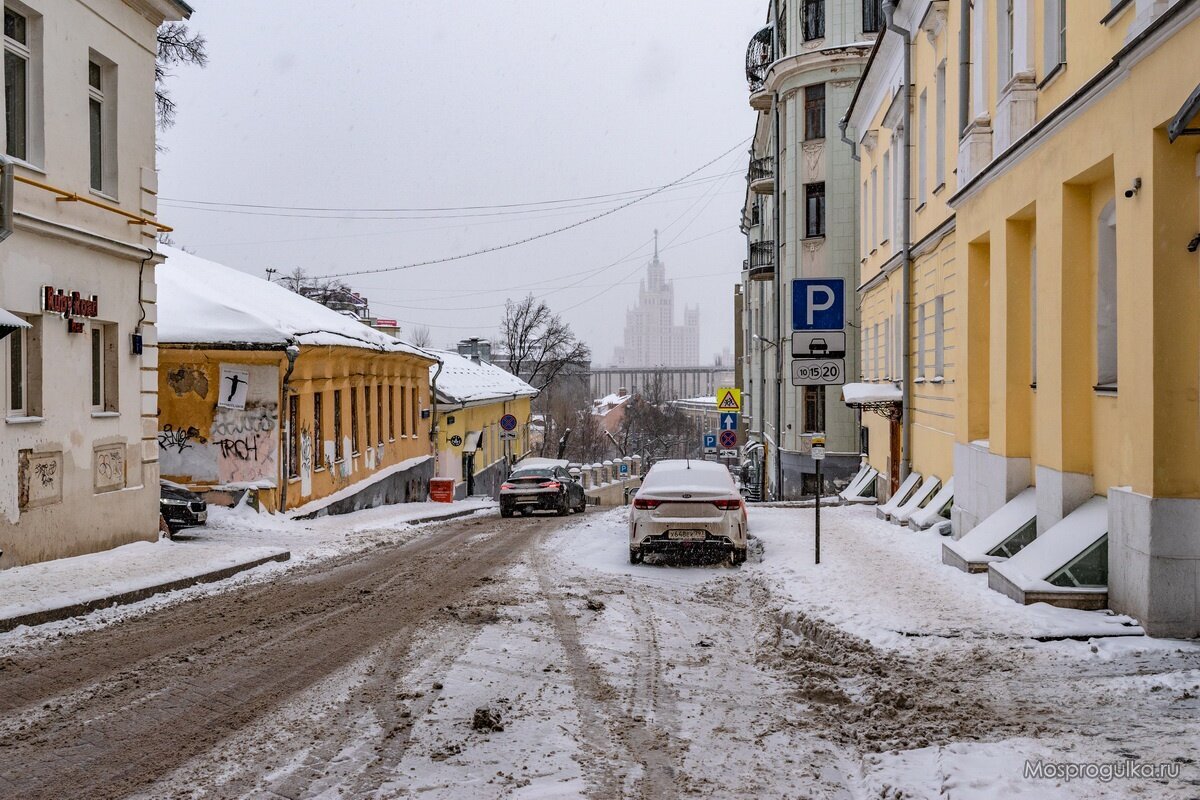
xmin=156 ymin=23 xmax=209 ymax=130
xmin=500 ymin=294 xmax=591 ymax=392
xmin=409 ymin=325 xmax=434 ymax=348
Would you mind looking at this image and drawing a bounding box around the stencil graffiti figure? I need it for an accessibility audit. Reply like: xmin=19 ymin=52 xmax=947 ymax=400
xmin=224 ymin=372 xmax=245 ymax=403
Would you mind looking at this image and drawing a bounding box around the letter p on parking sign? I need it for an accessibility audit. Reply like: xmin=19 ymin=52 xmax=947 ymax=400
xmin=792 ymin=279 xmax=845 ymax=331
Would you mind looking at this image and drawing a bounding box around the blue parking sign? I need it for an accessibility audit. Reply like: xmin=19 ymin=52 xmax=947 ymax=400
xmin=792 ymin=279 xmax=845 ymax=331
xmin=703 ymin=433 xmax=717 ymax=450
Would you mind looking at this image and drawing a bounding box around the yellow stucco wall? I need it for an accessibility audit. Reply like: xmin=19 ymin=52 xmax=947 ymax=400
xmin=435 ymin=396 xmax=533 ymax=484
xmin=158 ymin=345 xmax=436 ymax=511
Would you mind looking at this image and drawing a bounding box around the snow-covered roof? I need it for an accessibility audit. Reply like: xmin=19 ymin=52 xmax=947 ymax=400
xmin=842 ymin=382 xmax=903 ymax=404
xmin=592 ymin=392 xmax=631 ymax=416
xmin=431 ymin=349 xmax=537 ymax=406
xmin=156 ymin=246 xmax=434 ymax=359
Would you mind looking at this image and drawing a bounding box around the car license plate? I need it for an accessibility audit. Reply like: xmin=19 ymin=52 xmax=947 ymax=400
xmin=667 ymin=529 xmax=706 ymax=541
xmin=516 ymin=496 xmax=537 ymax=504
xmin=196 ymin=511 xmax=207 ymax=523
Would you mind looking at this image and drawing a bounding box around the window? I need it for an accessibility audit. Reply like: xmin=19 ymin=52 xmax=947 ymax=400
xmin=917 ymin=90 xmax=928 ymax=204
xmin=333 ymin=389 xmax=343 ymax=461
xmin=90 ymin=322 xmax=117 ymax=412
xmin=882 ymin=151 xmax=891 ymax=242
xmin=350 ymin=386 xmax=360 ymax=454
xmin=777 ymin=2 xmax=788 ymax=56
xmin=916 ymin=302 xmax=927 ymax=377
xmin=86 ymin=53 xmax=116 ymax=194
xmin=1003 ymin=0 xmax=1016 ymax=82
xmin=399 ymin=382 xmax=408 ymax=436
xmin=1031 ymin=244 xmax=1038 ymax=385
xmin=863 ymin=0 xmax=883 ymax=33
xmin=935 ymin=62 xmax=947 ymax=186
xmin=804 ymin=83 xmax=825 ymax=140
xmin=872 ymin=323 xmax=880 ymax=379
xmin=377 ymin=384 xmax=384 ymax=447
xmin=934 ymin=295 xmax=946 ymax=377
xmin=364 ymin=384 xmax=372 ymax=449
xmin=1096 ymin=200 xmax=1117 ymax=386
xmin=313 ymin=391 xmax=324 ymax=470
xmin=1043 ymin=0 xmax=1066 ymax=70
xmin=6 ymin=321 xmax=25 ymax=414
xmin=388 ymin=384 xmax=395 ymax=440
xmin=410 ymin=386 xmax=419 ymax=436
xmin=804 ymin=182 xmax=825 ymax=238
xmin=803 ymin=0 xmax=825 ymax=40
xmin=803 ymin=386 xmax=825 ymax=432
xmin=882 ymin=318 xmax=891 ymax=380
xmin=870 ymin=168 xmax=877 ymax=247
xmin=4 ymin=7 xmax=28 ymax=160
xmin=287 ymin=395 xmax=299 ymax=479
xmin=88 ymin=61 xmax=102 ymax=190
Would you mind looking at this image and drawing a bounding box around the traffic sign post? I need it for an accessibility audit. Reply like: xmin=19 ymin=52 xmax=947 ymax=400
xmin=791 ymin=280 xmax=847 ymax=389
xmin=811 ymin=434 xmax=825 ymax=565
xmin=791 ymin=359 xmax=845 ymax=386
xmin=499 ymin=414 xmax=518 ymax=432
xmin=792 ymin=331 xmax=846 ymax=359
xmin=716 ymin=387 xmax=742 ymax=413
xmin=718 ymin=429 xmax=737 ymax=450
xmin=719 ymin=412 xmax=738 ymax=433
xmin=792 ymin=279 xmax=845 ymax=331
xmin=702 ymin=432 xmax=717 ymax=454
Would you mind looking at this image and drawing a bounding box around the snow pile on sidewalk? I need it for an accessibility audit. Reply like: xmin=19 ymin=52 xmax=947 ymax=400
xmin=747 ymin=505 xmax=1140 ymax=645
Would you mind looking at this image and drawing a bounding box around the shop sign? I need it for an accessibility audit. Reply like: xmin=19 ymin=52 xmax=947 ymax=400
xmin=41 ymin=286 xmax=99 ymax=333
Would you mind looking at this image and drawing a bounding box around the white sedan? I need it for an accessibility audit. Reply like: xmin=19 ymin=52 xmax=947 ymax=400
xmin=628 ymin=459 xmax=749 ymax=565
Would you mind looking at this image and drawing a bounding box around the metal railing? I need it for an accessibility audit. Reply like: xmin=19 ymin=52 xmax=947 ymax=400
xmin=748 ymin=157 xmax=774 ymax=183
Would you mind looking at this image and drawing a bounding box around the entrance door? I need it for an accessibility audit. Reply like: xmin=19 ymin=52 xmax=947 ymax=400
xmin=463 ymin=452 xmax=476 ymax=496
xmin=889 ymin=419 xmax=901 ymax=495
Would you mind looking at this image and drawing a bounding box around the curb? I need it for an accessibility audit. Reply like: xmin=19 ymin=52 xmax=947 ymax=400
xmin=402 ymin=506 xmax=492 ymax=525
xmin=0 ymin=550 xmax=291 ymax=634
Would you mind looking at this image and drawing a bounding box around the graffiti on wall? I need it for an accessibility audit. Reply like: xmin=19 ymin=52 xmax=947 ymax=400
xmin=157 ymin=424 xmax=206 ymax=454
xmin=18 ymin=450 xmax=63 ymax=510
xmin=299 ymin=424 xmax=313 ymax=498
xmin=211 ymin=401 xmax=278 ymax=484
xmin=94 ymin=446 xmax=126 ymax=493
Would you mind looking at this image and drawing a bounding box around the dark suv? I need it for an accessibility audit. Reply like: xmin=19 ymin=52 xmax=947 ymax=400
xmin=159 ymin=480 xmax=208 ymax=535
xmin=500 ymin=463 xmax=586 ymax=517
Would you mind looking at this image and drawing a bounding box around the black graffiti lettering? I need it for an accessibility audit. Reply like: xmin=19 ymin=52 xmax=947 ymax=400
xmin=214 ymin=435 xmax=261 ymax=461
xmin=158 ymin=424 xmax=205 ymax=454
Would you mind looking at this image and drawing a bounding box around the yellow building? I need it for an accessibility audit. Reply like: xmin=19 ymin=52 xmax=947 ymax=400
xmin=155 ymin=248 xmax=438 ymax=515
xmin=845 ymin=0 xmax=1200 ymax=635
xmin=431 ymin=349 xmax=537 ymax=498
xmin=844 ymin=0 xmax=960 ymax=498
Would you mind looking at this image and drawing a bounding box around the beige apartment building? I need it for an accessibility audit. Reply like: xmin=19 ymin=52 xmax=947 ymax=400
xmin=0 ymin=0 xmax=190 ymax=567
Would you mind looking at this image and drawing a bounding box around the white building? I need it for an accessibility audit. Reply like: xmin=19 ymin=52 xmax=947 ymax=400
xmin=0 ymin=0 xmax=190 ymax=567
xmin=613 ymin=234 xmax=700 ymax=368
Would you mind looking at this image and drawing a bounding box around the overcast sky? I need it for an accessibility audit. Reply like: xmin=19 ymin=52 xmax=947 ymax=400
xmin=157 ymin=1 xmax=764 ymax=365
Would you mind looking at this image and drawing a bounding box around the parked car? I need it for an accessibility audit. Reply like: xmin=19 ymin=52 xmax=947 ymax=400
xmin=628 ymin=459 xmax=748 ymax=565
xmin=500 ymin=460 xmax=587 ymax=517
xmin=159 ymin=480 xmax=207 ymax=535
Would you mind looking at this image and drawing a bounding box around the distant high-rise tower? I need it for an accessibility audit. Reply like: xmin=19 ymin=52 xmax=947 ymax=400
xmin=612 ymin=232 xmax=700 ymax=367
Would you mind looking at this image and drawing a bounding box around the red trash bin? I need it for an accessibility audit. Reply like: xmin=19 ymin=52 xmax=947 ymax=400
xmin=429 ymin=478 xmax=455 ymax=503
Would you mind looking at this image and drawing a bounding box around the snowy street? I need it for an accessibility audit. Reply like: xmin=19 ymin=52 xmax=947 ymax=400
xmin=0 ymin=504 xmax=1197 ymax=799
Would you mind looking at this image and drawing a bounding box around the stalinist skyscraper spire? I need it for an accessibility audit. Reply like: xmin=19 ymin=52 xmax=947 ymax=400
xmin=612 ymin=231 xmax=700 ymax=367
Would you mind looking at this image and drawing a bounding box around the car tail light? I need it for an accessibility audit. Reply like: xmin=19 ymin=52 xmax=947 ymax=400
xmin=712 ymin=498 xmax=743 ymax=510
xmin=540 ymin=481 xmax=561 ymax=490
xmin=633 ymin=498 xmax=660 ymax=510
xmin=501 ymin=483 xmax=515 ymax=490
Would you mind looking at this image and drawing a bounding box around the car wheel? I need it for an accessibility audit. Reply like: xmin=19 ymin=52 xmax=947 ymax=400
xmin=629 ymin=547 xmax=643 ymax=564
xmin=500 ymin=507 xmax=513 ymax=518
xmin=730 ymin=547 xmax=747 ymax=566
xmin=520 ymin=507 xmax=532 ymax=516
xmin=159 ymin=514 xmax=173 ymax=540
xmin=556 ymin=495 xmax=569 ymax=516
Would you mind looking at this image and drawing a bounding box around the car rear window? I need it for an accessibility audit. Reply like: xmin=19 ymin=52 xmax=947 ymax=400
xmin=510 ymin=468 xmax=554 ymax=479
xmin=641 ymin=461 xmax=735 ymax=492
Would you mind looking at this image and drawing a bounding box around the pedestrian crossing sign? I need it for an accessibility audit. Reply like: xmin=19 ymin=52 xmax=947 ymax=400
xmin=716 ymin=387 xmax=741 ymax=413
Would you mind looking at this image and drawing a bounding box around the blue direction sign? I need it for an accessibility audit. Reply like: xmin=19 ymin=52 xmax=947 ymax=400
xmin=499 ymin=413 xmax=518 ymax=432
xmin=703 ymin=433 xmax=717 ymax=450
xmin=719 ymin=412 xmax=738 ymax=432
xmin=792 ymin=279 xmax=845 ymax=331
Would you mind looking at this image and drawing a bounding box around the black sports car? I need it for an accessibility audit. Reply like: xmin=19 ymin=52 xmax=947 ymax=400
xmin=159 ymin=480 xmax=208 ymax=534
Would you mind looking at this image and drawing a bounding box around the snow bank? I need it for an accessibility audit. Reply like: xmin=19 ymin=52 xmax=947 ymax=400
xmin=842 ymin=382 xmax=902 ymax=404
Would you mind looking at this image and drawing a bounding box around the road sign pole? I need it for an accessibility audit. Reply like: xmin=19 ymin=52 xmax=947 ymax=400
xmin=815 ymin=456 xmax=821 ymax=565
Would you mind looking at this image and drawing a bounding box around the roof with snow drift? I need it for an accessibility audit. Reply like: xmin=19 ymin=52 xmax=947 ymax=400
xmin=156 ymin=246 xmax=434 ymax=359
xmin=430 ymin=350 xmax=537 ymax=406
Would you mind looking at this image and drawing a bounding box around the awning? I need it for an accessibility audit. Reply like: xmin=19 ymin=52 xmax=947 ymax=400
xmin=1168 ymin=82 xmax=1200 ymax=142
xmin=841 ymin=382 xmax=903 ymax=420
xmin=463 ymin=430 xmax=483 ymax=451
xmin=0 ymin=308 xmax=30 ymax=341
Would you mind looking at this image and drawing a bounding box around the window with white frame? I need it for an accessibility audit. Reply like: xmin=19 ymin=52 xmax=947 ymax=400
xmin=918 ymin=90 xmax=928 ymax=205
xmin=1002 ymin=0 xmax=1015 ymax=83
xmin=90 ymin=322 xmax=117 ymax=412
xmin=1096 ymin=200 xmax=1117 ymax=387
xmin=893 ymin=290 xmax=903 ymax=380
xmin=882 ymin=318 xmax=891 ymax=380
xmin=1043 ymin=0 xmax=1066 ymax=72
xmin=872 ymin=323 xmax=880 ymax=380
xmin=88 ymin=53 xmax=116 ymax=196
xmin=882 ymin=150 xmax=891 ymax=243
xmin=935 ymin=62 xmax=947 ymax=185
xmin=5 ymin=316 xmax=36 ymax=416
xmin=916 ymin=302 xmax=926 ymax=377
xmin=934 ymin=294 xmax=946 ymax=377
xmin=870 ymin=168 xmax=878 ymax=248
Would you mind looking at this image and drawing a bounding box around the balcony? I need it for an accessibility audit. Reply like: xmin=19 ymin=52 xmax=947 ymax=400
xmin=745 ymin=25 xmax=773 ymax=110
xmin=748 ymin=241 xmax=774 ymax=282
xmin=748 ymin=157 xmax=774 ymax=195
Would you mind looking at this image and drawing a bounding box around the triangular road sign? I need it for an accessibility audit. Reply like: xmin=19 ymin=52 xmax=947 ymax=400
xmin=716 ymin=387 xmax=741 ymax=412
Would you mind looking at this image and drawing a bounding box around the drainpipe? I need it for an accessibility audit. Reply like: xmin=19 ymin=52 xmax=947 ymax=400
xmin=958 ymin=0 xmax=971 ymax=137
xmin=430 ymin=357 xmax=443 ymax=459
xmin=772 ymin=86 xmax=784 ymax=501
xmin=883 ymin=0 xmax=913 ymax=481
xmin=838 ymin=117 xmax=860 ymax=162
xmin=278 ymin=342 xmax=301 ymax=513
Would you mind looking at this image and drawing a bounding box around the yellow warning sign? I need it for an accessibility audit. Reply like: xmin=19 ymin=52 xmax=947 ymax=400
xmin=716 ymin=387 xmax=741 ymax=413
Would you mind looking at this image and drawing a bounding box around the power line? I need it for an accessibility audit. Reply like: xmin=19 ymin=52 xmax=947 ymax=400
xmin=322 ymin=138 xmax=750 ymax=279
xmin=158 ymin=170 xmax=744 ymax=215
